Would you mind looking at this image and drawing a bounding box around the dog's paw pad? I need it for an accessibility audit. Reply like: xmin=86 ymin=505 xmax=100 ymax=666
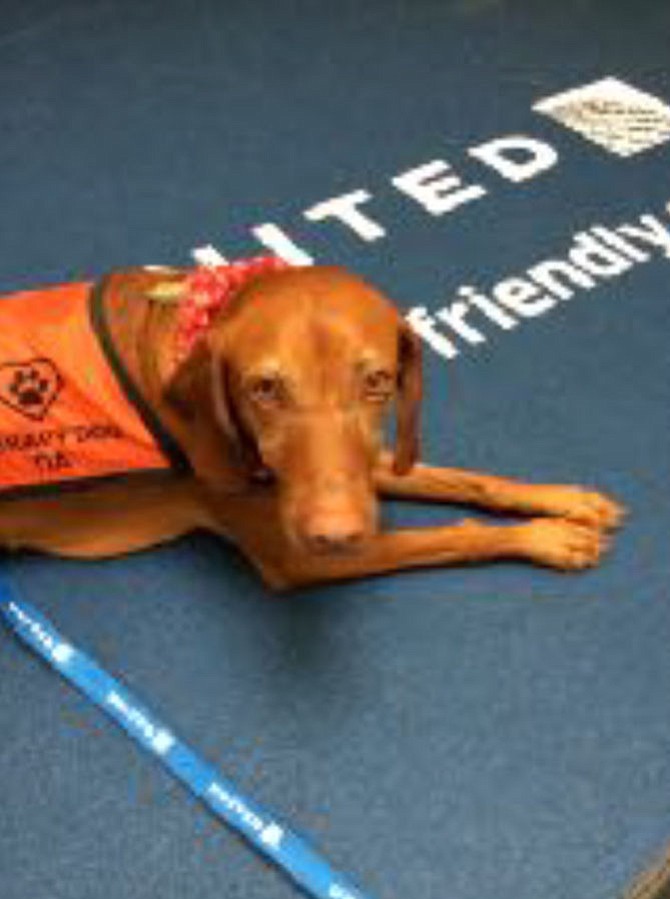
xmin=558 ymin=489 xmax=626 ymax=530
xmin=520 ymin=518 xmax=609 ymax=571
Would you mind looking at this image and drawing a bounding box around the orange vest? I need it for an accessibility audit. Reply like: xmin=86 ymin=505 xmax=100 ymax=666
xmin=0 ymin=280 xmax=188 ymax=498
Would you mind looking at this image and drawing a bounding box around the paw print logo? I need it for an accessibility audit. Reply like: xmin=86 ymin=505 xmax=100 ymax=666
xmin=10 ymin=368 xmax=51 ymax=409
xmin=0 ymin=359 xmax=64 ymax=421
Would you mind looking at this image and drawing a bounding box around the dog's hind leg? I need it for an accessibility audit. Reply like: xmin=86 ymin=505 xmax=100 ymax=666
xmin=0 ymin=480 xmax=208 ymax=559
xmin=374 ymin=452 xmax=624 ymax=530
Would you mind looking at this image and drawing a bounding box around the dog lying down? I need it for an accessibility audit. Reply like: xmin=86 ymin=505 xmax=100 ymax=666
xmin=0 ymin=261 xmax=623 ymax=589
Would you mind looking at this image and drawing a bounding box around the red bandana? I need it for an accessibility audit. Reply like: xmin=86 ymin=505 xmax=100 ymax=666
xmin=174 ymin=256 xmax=291 ymax=362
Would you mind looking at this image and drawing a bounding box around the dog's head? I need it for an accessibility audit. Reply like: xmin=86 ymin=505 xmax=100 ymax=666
xmin=164 ymin=266 xmax=422 ymax=555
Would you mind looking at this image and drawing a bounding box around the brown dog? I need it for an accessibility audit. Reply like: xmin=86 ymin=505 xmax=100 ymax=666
xmin=0 ymin=265 xmax=623 ymax=589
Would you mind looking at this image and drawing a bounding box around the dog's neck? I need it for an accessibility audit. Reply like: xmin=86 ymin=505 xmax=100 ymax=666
xmin=98 ymin=268 xmax=266 ymax=495
xmin=99 ymin=268 xmax=185 ymax=396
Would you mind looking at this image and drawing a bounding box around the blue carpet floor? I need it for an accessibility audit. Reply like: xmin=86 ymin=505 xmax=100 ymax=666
xmin=1 ymin=2 xmax=670 ymax=898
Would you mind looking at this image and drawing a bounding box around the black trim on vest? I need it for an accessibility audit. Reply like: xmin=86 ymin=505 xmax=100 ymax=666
xmin=88 ymin=279 xmax=192 ymax=477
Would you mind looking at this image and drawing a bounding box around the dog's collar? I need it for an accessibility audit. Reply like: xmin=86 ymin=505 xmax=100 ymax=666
xmin=174 ymin=257 xmax=291 ymax=363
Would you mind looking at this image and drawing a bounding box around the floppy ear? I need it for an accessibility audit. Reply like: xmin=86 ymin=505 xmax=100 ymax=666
xmin=393 ymin=321 xmax=423 ymax=475
xmin=163 ymin=341 xmax=261 ymax=478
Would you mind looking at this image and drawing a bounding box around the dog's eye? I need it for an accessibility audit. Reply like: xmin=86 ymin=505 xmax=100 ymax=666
xmin=362 ymin=369 xmax=393 ymax=401
xmin=248 ymin=375 xmax=285 ymax=406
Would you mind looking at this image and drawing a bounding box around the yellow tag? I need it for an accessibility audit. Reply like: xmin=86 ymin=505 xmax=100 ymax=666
xmin=145 ymin=282 xmax=186 ymax=303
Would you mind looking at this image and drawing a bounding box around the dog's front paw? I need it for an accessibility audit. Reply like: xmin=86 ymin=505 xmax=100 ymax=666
xmin=535 ymin=486 xmax=626 ymax=531
xmin=515 ymin=518 xmax=610 ymax=571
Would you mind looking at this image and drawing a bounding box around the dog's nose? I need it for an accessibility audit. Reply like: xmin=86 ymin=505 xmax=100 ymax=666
xmin=303 ymin=516 xmax=366 ymax=554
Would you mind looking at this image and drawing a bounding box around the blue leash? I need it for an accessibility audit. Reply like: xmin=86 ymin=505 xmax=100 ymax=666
xmin=0 ymin=574 xmax=375 ymax=899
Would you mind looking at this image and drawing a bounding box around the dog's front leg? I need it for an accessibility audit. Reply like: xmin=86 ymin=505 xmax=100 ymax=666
xmin=374 ymin=453 xmax=624 ymax=530
xmin=242 ymin=517 xmax=608 ymax=590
